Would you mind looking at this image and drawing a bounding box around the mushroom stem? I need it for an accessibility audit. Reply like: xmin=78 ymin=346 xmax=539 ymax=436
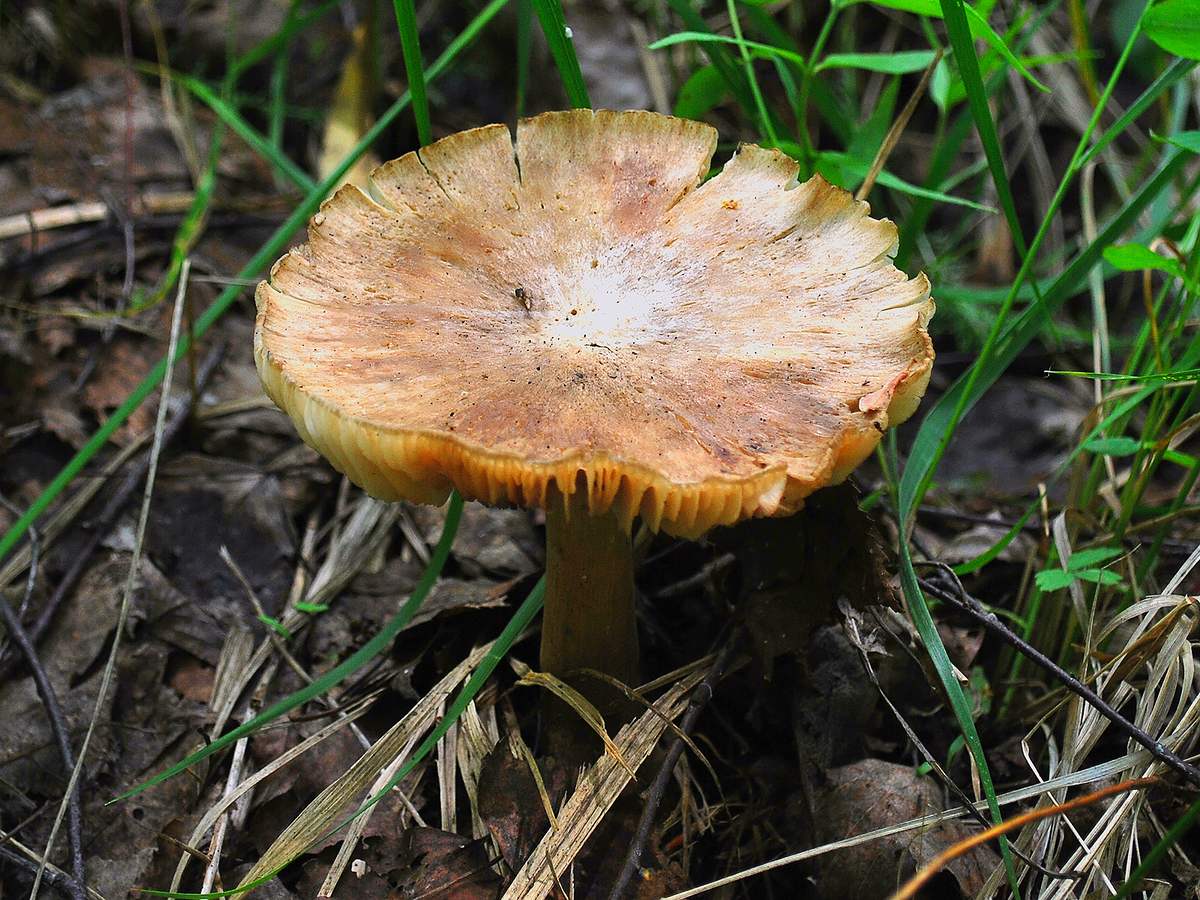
xmin=541 ymin=485 xmax=640 ymax=692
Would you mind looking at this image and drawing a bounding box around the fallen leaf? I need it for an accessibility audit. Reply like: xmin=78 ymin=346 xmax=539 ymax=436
xmin=392 ymin=826 xmax=503 ymax=900
xmin=813 ymin=759 xmax=1000 ymax=900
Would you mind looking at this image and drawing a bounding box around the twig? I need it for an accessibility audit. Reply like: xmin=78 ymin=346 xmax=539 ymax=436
xmin=0 ymin=846 xmax=84 ymax=900
xmin=118 ymin=0 xmax=137 ymax=303
xmin=0 ymin=343 xmax=225 ymax=682
xmin=918 ymin=570 xmax=1200 ymax=787
xmin=0 ymin=803 xmax=53 ymax=853
xmin=605 ymin=626 xmax=747 ymax=900
xmin=0 ymin=193 xmax=197 ymax=242
xmin=0 ymin=582 xmax=86 ymax=900
xmin=0 ymin=492 xmax=40 ymax=626
xmin=855 ymin=47 xmax=943 ymax=202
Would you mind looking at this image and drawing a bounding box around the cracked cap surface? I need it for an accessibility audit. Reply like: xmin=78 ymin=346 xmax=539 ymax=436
xmin=255 ymin=109 xmax=934 ymax=538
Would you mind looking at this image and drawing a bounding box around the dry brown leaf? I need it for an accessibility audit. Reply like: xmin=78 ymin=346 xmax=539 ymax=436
xmin=813 ymin=759 xmax=1000 ymax=900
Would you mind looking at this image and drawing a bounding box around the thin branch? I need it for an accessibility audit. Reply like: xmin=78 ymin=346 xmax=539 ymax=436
xmin=0 ymin=845 xmax=85 ymax=900
xmin=918 ymin=570 xmax=1200 ymax=787
xmin=0 ymin=586 xmax=86 ymax=900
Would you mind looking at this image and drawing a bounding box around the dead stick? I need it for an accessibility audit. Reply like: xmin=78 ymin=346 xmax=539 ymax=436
xmin=0 ymin=585 xmax=86 ymax=900
xmin=0 ymin=845 xmax=85 ymax=899
xmin=920 ymin=573 xmax=1200 ymax=787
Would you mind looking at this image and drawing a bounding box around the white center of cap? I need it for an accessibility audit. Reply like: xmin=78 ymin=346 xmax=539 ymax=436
xmin=538 ymin=267 xmax=681 ymax=347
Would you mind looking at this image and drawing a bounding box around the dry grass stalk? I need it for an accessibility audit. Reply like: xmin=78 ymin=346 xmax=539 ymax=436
xmin=501 ymin=669 xmax=705 ymax=900
xmin=235 ymin=640 xmax=496 ymax=889
xmin=976 ymin=543 xmax=1200 ymax=899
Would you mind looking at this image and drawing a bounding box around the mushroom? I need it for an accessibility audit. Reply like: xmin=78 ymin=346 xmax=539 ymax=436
xmin=255 ymin=109 xmax=934 ymax=696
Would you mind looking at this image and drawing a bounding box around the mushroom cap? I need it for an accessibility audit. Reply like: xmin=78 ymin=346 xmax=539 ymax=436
xmin=255 ymin=109 xmax=934 ymax=539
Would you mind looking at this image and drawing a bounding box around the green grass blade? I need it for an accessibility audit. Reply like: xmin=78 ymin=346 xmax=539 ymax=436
xmin=897 ymin=543 xmax=1012 ymax=861
xmin=822 ymin=151 xmax=998 ymax=210
xmin=962 ymin=3 xmax=1048 ymax=92
xmin=516 ymin=0 xmax=534 ymax=116
xmin=724 ymin=0 xmax=777 ymax=144
xmin=175 ymin=73 xmax=317 ymax=193
xmin=393 ymin=0 xmax=432 ymax=146
xmin=0 ymin=0 xmax=510 ymax=570
xmin=900 ymin=0 xmax=1170 ymax=520
xmin=663 ymin=0 xmax=774 ymax=134
xmin=940 ymin=0 xmax=1030 ymax=262
xmin=267 ymin=34 xmax=290 ymax=152
xmin=894 ymin=0 xmax=1063 ymax=267
xmin=894 ymin=7 xmax=1186 ymax=888
xmin=1080 ymin=57 xmax=1197 ymax=167
xmin=529 ymin=0 xmax=590 ymax=109
xmin=899 ymin=147 xmax=1189 ymax=521
xmin=742 ymin=4 xmax=849 ymax=148
xmin=648 ymin=31 xmax=807 ymax=69
xmin=229 ymin=0 xmax=343 ymax=78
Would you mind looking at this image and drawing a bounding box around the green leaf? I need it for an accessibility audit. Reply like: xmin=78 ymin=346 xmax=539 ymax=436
xmin=838 ymin=0 xmax=941 ymax=14
xmin=816 ymin=50 xmax=938 ymax=73
xmin=1161 ymin=129 xmax=1200 ymax=153
xmin=835 ymin=0 xmax=1047 ymax=92
xmin=1104 ymin=243 xmax=1186 ymax=279
xmin=674 ymin=64 xmax=731 ymax=119
xmin=1144 ymin=0 xmax=1200 ymax=59
xmin=295 ymin=601 xmax=330 ymax=613
xmin=1076 ymin=569 xmax=1124 ymax=586
xmin=1035 ymin=569 xmax=1077 ymax=591
xmin=930 ymin=54 xmax=953 ymax=110
xmin=258 ymin=615 xmax=291 ymax=638
xmin=1164 ymin=448 xmax=1198 ymax=467
xmin=822 ymin=151 xmax=999 ymax=211
xmin=1065 ymin=546 xmax=1124 ymax=571
xmin=649 ymin=32 xmax=808 ymax=69
xmin=813 ymin=153 xmax=849 ymax=188
xmin=1083 ymin=435 xmax=1143 ymax=457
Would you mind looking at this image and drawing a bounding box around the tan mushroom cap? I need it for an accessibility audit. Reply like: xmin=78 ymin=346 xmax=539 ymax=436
xmin=255 ymin=109 xmax=934 ymax=539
